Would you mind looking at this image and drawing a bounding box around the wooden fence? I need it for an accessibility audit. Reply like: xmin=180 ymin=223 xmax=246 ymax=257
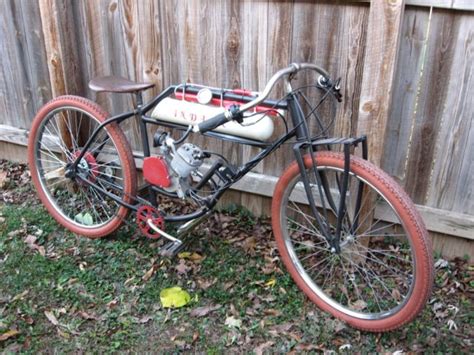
xmin=0 ymin=0 xmax=472 ymax=257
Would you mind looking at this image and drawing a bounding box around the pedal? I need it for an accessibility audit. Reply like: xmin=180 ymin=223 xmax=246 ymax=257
xmin=146 ymin=219 xmax=184 ymax=257
xmin=160 ymin=240 xmax=185 ymax=257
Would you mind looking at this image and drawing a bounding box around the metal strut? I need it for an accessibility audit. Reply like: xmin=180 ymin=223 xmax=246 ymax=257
xmin=147 ymin=219 xmax=183 ymax=256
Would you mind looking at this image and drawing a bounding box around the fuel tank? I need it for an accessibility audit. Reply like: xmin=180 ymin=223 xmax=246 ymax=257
xmin=150 ymin=97 xmax=275 ymax=141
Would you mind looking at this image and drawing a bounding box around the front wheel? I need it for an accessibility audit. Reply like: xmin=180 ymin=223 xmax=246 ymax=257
xmin=271 ymin=151 xmax=434 ymax=331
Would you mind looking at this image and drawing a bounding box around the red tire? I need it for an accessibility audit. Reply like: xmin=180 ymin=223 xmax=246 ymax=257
xmin=272 ymin=151 xmax=434 ymax=331
xmin=28 ymin=95 xmax=137 ymax=238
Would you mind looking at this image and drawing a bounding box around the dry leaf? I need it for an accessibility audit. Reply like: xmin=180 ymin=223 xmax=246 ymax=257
xmin=254 ymin=341 xmax=274 ymax=355
xmin=241 ymin=237 xmax=257 ymax=255
xmin=107 ymin=299 xmax=119 ymax=309
xmin=0 ymin=329 xmax=20 ymax=342
xmin=175 ymin=260 xmax=191 ymax=275
xmin=268 ymin=323 xmax=293 ymax=337
xmin=190 ymin=304 xmax=222 ymax=317
xmin=139 ymin=316 xmax=152 ymax=324
xmin=351 ymin=299 xmax=367 ymax=311
xmin=44 ymin=310 xmax=59 ymax=326
xmin=78 ymin=311 xmax=99 ymax=320
xmin=24 ymin=235 xmax=37 ymax=245
xmin=142 ymin=264 xmax=157 ymax=282
xmin=263 ymin=309 xmax=281 ymax=317
xmin=58 ymin=329 xmax=70 ymax=339
xmin=224 ymin=316 xmax=242 ymax=329
xmin=192 ymin=331 xmax=199 ymax=343
xmin=196 ymin=278 xmax=217 ymax=290
xmin=0 ymin=171 xmax=9 ymax=189
xmin=11 ymin=290 xmax=29 ymax=302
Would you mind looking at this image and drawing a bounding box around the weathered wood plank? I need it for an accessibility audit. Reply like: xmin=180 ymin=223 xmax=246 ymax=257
xmin=425 ymin=10 xmax=473 ymax=214
xmin=352 ymin=0 xmax=474 ymax=11
xmin=382 ymin=6 xmax=431 ymax=182
xmin=356 ymin=0 xmax=405 ymax=167
xmin=13 ymin=1 xmax=52 ymax=114
xmin=0 ymin=0 xmax=35 ymax=129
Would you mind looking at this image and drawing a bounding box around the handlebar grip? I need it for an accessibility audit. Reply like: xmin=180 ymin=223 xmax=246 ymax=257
xmin=196 ymin=111 xmax=230 ymax=133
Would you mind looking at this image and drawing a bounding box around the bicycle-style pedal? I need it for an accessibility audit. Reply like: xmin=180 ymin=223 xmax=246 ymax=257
xmin=159 ymin=240 xmax=185 ymax=257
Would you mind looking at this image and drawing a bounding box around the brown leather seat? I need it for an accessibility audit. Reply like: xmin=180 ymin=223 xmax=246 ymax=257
xmin=89 ymin=76 xmax=155 ymax=93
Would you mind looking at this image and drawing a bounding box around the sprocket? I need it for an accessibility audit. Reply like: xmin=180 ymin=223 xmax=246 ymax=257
xmin=136 ymin=205 xmax=165 ymax=239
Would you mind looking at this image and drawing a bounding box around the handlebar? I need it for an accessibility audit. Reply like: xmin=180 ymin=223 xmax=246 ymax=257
xmin=194 ymin=63 xmax=331 ymax=134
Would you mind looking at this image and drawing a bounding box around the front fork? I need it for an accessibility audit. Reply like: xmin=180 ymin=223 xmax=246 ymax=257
xmin=292 ymin=136 xmax=368 ymax=253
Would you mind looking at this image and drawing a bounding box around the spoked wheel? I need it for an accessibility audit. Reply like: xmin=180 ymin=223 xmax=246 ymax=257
xmin=28 ymin=95 xmax=137 ymax=238
xmin=272 ymin=152 xmax=433 ymax=331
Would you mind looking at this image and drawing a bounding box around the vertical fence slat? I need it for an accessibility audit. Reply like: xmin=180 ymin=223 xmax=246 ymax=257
xmin=425 ymin=11 xmax=474 ymax=214
xmin=382 ymin=6 xmax=431 ymax=183
xmin=356 ymin=0 xmax=405 ymax=167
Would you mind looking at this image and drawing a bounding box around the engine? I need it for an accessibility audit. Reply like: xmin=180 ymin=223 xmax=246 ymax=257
xmin=143 ymin=137 xmax=205 ymax=198
xmin=170 ymin=143 xmax=204 ymax=179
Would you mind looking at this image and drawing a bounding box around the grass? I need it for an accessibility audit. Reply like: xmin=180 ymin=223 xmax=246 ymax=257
xmin=0 ymin=173 xmax=472 ymax=352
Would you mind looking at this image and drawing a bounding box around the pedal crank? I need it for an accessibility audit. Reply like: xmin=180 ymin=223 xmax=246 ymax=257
xmin=147 ymin=219 xmax=184 ymax=256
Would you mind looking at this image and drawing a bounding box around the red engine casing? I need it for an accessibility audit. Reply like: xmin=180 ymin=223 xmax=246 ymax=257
xmin=143 ymin=156 xmax=171 ymax=188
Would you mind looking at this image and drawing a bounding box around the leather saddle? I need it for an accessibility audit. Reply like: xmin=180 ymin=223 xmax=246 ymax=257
xmin=89 ymin=76 xmax=155 ymax=93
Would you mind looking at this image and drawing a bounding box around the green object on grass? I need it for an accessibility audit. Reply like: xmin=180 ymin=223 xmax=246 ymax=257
xmin=74 ymin=212 xmax=94 ymax=226
xmin=160 ymin=287 xmax=191 ymax=308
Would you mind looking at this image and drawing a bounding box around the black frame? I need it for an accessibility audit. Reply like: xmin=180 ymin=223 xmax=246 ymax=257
xmin=72 ymin=83 xmax=367 ymax=250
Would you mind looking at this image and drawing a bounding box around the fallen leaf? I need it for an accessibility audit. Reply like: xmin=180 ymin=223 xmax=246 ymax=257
xmin=0 ymin=329 xmax=20 ymax=342
xmin=160 ymin=287 xmax=191 ymax=308
xmin=223 ymin=281 xmax=235 ymax=291
xmin=268 ymin=323 xmax=292 ymax=337
xmin=142 ymin=264 xmax=158 ymax=282
xmin=24 ymin=235 xmax=37 ymax=245
xmin=190 ymin=304 xmax=222 ymax=317
xmin=224 ymin=316 xmax=242 ymax=329
xmin=175 ymin=259 xmax=191 ymax=275
xmin=106 ymin=299 xmax=119 ymax=309
xmin=295 ymin=343 xmax=325 ymax=351
xmin=44 ymin=310 xmax=59 ymax=326
xmin=139 ymin=316 xmax=152 ymax=324
xmin=192 ymin=331 xmax=199 ymax=343
xmin=78 ymin=311 xmax=99 ymax=321
xmin=254 ymin=341 xmax=274 ymax=355
xmin=241 ymin=237 xmax=257 ymax=255
xmin=263 ymin=309 xmax=281 ymax=317
xmin=196 ymin=278 xmax=217 ymax=290
xmin=265 ymin=278 xmax=276 ymax=288
xmin=351 ymin=299 xmax=367 ymax=311
xmin=434 ymin=258 xmax=449 ymax=268
xmin=178 ymin=252 xmax=204 ymax=262
xmin=57 ymin=329 xmax=70 ymax=339
xmin=0 ymin=171 xmax=9 ymax=189
xmin=11 ymin=290 xmax=29 ymax=302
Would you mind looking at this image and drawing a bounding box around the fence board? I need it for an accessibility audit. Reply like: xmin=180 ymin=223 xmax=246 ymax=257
xmin=357 ymin=0 xmax=405 ymax=167
xmin=426 ymin=10 xmax=473 ymax=214
xmin=382 ymin=6 xmax=431 ymax=182
xmin=0 ymin=0 xmax=34 ymax=129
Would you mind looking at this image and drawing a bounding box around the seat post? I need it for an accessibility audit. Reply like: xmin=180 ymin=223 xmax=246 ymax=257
xmin=135 ymin=91 xmax=143 ymax=109
xmin=135 ymin=91 xmax=150 ymax=157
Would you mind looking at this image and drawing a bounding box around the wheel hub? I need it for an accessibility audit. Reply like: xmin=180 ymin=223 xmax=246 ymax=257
xmin=70 ymin=151 xmax=99 ymax=182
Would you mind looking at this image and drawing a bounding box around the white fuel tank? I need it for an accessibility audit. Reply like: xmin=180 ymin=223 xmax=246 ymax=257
xmin=151 ymin=97 xmax=275 ymax=141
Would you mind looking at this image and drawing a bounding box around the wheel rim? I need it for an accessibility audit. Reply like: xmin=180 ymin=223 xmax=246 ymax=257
xmin=33 ymin=106 xmax=125 ymax=229
xmin=280 ymin=165 xmax=416 ymax=320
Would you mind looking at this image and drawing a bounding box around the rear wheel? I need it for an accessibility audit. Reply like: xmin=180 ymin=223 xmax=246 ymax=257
xmin=272 ymin=151 xmax=433 ymax=331
xmin=28 ymin=95 xmax=137 ymax=238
